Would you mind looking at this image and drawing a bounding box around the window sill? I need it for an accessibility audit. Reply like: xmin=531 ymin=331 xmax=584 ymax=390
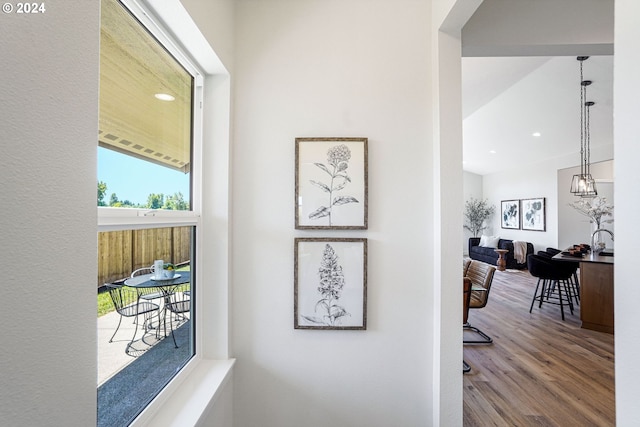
xmin=132 ymin=358 xmax=235 ymax=426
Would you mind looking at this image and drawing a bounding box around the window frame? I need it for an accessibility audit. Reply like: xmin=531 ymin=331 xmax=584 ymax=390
xmin=97 ymin=0 xmax=206 ymax=422
xmin=98 ymin=0 xmax=204 ymax=223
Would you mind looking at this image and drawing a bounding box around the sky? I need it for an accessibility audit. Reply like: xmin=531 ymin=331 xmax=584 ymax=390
xmin=97 ymin=147 xmax=190 ymax=206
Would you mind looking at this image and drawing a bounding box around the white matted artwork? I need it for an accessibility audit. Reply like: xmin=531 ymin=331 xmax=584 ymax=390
xmin=501 ymin=200 xmax=520 ymax=229
xmin=294 ymin=238 xmax=367 ymax=330
xmin=521 ymin=197 xmax=546 ymax=231
xmin=295 ymin=137 xmax=368 ymax=229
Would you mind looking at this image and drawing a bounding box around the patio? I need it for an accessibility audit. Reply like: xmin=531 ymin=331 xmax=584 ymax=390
xmin=97 ymin=263 xmax=192 ymax=385
xmin=97 ymin=304 xmax=192 ymax=426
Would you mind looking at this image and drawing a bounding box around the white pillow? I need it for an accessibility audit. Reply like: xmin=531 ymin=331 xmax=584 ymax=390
xmin=479 ymin=235 xmax=500 ymax=248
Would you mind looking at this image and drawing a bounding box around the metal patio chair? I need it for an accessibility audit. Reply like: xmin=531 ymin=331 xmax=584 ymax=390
xmin=162 ymin=285 xmax=191 ymax=348
xmin=131 ymin=267 xmax=164 ymax=302
xmin=106 ymin=283 xmax=160 ymax=353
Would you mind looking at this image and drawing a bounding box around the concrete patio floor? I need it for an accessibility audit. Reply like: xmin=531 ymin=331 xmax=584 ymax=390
xmin=98 ymin=309 xmax=146 ymax=385
xmin=97 ymin=309 xmax=191 ymax=427
xmin=97 ymin=308 xmax=186 ymax=385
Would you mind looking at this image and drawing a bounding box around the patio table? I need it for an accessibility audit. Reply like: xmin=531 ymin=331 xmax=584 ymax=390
xmin=124 ymin=271 xmax=191 ymax=347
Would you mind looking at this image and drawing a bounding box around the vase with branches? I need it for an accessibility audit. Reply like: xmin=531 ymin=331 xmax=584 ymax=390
xmin=464 ymin=198 xmax=495 ymax=238
xmin=569 ymin=196 xmax=613 ymax=229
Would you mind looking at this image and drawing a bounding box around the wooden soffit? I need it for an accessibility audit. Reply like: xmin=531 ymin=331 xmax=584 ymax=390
xmin=99 ymin=0 xmax=193 ymax=172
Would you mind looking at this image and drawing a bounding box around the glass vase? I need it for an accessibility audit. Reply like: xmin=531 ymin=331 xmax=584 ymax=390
xmin=591 ymin=221 xmax=605 ymax=252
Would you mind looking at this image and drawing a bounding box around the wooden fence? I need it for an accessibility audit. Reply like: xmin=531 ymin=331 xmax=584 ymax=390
xmin=98 ymin=226 xmax=191 ymax=288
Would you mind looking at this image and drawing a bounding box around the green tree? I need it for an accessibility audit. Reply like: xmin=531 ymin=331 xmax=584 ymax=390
xmin=109 ymin=193 xmax=120 ymax=207
xmin=163 ymin=192 xmax=189 ymax=210
xmin=97 ymin=181 xmax=107 ymax=206
xmin=147 ymin=193 xmax=164 ymax=209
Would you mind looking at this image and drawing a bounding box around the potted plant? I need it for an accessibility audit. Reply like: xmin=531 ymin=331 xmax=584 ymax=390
xmin=464 ymin=198 xmax=495 ymax=238
xmin=163 ymin=263 xmax=176 ymax=278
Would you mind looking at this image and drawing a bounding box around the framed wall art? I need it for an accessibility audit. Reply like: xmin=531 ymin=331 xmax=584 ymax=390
xmin=294 ymin=238 xmax=367 ymax=330
xmin=521 ymin=197 xmax=546 ymax=231
xmin=295 ymin=137 xmax=368 ymax=229
xmin=501 ymin=200 xmax=520 ymax=229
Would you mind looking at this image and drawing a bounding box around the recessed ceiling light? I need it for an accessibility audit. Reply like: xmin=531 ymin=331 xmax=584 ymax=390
xmin=154 ymin=93 xmax=175 ymax=101
xmin=532 ymin=132 xmax=541 ymax=137
xmin=489 ymin=150 xmax=497 ymax=154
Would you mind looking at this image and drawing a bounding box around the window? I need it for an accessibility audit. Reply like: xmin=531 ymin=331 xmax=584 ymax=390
xmin=97 ymin=0 xmax=202 ymax=425
xmin=98 ymin=0 xmax=198 ymax=212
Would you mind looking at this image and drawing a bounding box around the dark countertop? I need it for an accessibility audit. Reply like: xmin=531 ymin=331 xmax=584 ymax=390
xmin=553 ymin=251 xmax=614 ymax=265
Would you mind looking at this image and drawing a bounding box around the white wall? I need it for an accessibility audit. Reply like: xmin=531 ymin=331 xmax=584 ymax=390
xmin=232 ymin=1 xmax=432 ymax=425
xmin=557 ymin=160 xmax=614 ymax=250
xmin=181 ymin=0 xmax=236 ymax=74
xmin=481 ymin=160 xmax=557 ymax=253
xmin=614 ymin=1 xmax=640 ymax=424
xmin=179 ymin=0 xmax=236 ymax=362
xmin=0 ymin=1 xmax=99 ymax=425
xmin=3 ymin=1 xmax=639 ymax=426
xmin=478 ymin=149 xmax=614 ymax=256
xmin=473 ymin=158 xmax=615 ymax=256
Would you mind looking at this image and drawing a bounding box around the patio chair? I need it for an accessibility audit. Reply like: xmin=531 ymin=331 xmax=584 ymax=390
xmin=106 ymin=283 xmax=160 ymax=350
xmin=162 ymin=286 xmax=191 ymax=348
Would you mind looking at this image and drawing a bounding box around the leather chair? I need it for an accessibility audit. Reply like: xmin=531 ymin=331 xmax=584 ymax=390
xmin=464 ymin=261 xmax=496 ymax=344
xmin=463 ymin=277 xmax=472 ymax=372
xmin=527 ymin=254 xmax=576 ymax=320
xmin=463 ymin=258 xmax=471 ymax=277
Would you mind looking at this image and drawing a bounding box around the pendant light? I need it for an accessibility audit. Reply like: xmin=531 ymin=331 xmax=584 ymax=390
xmin=570 ymin=56 xmax=598 ymax=197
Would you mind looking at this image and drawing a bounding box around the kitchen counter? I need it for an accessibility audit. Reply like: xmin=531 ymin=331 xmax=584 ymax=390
xmin=553 ymin=250 xmax=614 ymax=334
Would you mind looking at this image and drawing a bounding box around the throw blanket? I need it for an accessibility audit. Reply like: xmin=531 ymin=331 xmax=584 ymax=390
xmin=512 ymin=241 xmax=527 ymax=264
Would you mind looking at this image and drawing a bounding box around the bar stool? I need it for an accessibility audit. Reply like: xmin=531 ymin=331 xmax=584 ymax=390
xmin=546 ymin=247 xmax=580 ymax=305
xmin=536 ymin=249 xmax=579 ymax=305
xmin=527 ymin=254 xmax=575 ymax=320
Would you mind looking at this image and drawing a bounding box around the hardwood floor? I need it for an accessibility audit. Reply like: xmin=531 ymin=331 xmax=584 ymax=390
xmin=463 ymin=266 xmax=615 ymax=426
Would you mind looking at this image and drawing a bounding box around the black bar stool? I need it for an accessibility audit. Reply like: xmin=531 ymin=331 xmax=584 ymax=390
xmin=546 ymin=247 xmax=580 ymax=305
xmin=527 ymin=254 xmax=576 ymax=320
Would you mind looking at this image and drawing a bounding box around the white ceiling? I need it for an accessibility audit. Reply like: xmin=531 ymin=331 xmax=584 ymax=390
xmin=460 ymin=0 xmax=614 ymax=176
xmin=462 ymin=55 xmax=613 ymax=176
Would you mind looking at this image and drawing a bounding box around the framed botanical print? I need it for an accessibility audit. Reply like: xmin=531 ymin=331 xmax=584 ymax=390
xmin=295 ymin=137 xmax=368 ymax=229
xmin=294 ymin=238 xmax=367 ymax=330
xmin=501 ymin=200 xmax=520 ymax=229
xmin=521 ymin=197 xmax=546 ymax=231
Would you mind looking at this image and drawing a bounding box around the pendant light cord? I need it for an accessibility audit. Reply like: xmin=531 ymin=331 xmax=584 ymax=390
xmin=586 ymin=102 xmax=591 ymax=176
xmin=579 ymin=59 xmax=585 ymax=176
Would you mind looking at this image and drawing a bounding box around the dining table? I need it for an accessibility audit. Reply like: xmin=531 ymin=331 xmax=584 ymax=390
xmin=124 ymin=271 xmax=191 ymax=346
